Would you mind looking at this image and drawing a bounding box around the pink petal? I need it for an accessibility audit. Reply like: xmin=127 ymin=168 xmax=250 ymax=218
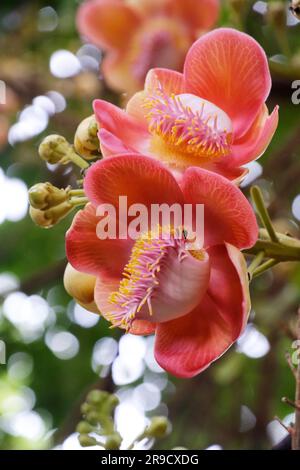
xmin=76 ymin=0 xmax=141 ymax=50
xmin=93 ymin=99 xmax=149 ymax=153
xmin=84 ymin=154 xmax=184 ymax=209
xmin=181 ymin=167 xmax=258 ymax=249
xmin=184 ymin=28 xmax=272 ymax=138
xmin=98 ymin=129 xmax=134 ymax=157
xmin=66 ymin=203 xmax=132 ymax=278
xmin=144 ymin=68 xmax=184 ymax=94
xmin=230 ymin=105 xmax=279 ymax=167
xmin=154 ymin=244 xmax=250 ymax=377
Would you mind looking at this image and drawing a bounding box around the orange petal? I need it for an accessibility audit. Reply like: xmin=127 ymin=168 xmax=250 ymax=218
xmin=184 ymin=28 xmax=272 ymax=138
xmin=181 ymin=167 xmax=258 ymax=249
xmin=77 ymin=0 xmax=141 ymax=50
xmin=169 ymin=0 xmax=220 ymax=32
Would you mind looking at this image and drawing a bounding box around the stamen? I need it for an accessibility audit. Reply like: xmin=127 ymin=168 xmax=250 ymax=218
xmin=108 ymin=226 xmax=188 ymax=331
xmin=144 ymin=92 xmax=232 ymax=159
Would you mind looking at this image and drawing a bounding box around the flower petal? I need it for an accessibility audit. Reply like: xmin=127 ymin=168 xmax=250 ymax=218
xmin=66 ymin=203 xmax=132 ymax=278
xmin=145 ymin=68 xmax=184 ymax=95
xmin=184 ymin=28 xmax=272 ymax=138
xmin=154 ymin=244 xmax=250 ymax=377
xmin=77 ymin=0 xmax=141 ymax=50
xmin=230 ymin=105 xmax=279 ymax=167
xmin=181 ymin=167 xmax=258 ymax=249
xmin=84 ymin=154 xmax=184 ymax=209
xmin=98 ymin=129 xmax=134 ymax=157
xmin=93 ymin=99 xmax=149 ymax=153
xmin=170 ymin=0 xmax=220 ymax=31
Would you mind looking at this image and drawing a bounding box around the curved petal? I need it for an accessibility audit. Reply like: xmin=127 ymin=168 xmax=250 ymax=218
xmin=230 ymin=105 xmax=279 ymax=167
xmin=154 ymin=244 xmax=250 ymax=377
xmin=93 ymin=99 xmax=149 ymax=153
xmin=170 ymin=0 xmax=220 ymax=31
xmin=144 ymin=68 xmax=184 ymax=94
xmin=84 ymin=154 xmax=184 ymax=209
xmin=184 ymin=28 xmax=272 ymax=138
xmin=94 ymin=277 xmax=156 ymax=335
xmin=66 ymin=204 xmax=132 ymax=278
xmin=98 ymin=129 xmax=134 ymax=157
xmin=77 ymin=0 xmax=141 ymax=50
xmin=181 ymin=167 xmax=258 ymax=249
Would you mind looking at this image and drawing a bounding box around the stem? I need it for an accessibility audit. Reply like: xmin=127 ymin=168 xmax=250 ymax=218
xmin=69 ymin=189 xmax=85 ymax=197
xmin=292 ymin=309 xmax=300 ymax=450
xmin=244 ymin=229 xmax=300 ymax=262
xmin=251 ymin=186 xmax=278 ymax=243
xmin=70 ymin=197 xmax=89 ymax=207
xmin=67 ymin=148 xmax=90 ymax=170
xmin=248 ymin=251 xmax=265 ymax=279
xmin=252 ymin=259 xmax=278 ymax=279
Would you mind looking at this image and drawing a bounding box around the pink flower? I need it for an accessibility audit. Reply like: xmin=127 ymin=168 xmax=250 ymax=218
xmin=94 ymin=28 xmax=279 ymax=181
xmin=66 ymin=154 xmax=258 ymax=377
xmin=77 ymin=0 xmax=219 ymax=94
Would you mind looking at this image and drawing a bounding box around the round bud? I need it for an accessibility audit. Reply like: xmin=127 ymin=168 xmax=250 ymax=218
xmin=105 ymin=434 xmax=122 ymax=450
xmin=87 ymin=390 xmax=109 ymax=405
xmin=63 ymin=263 xmax=99 ymax=313
xmin=78 ymin=434 xmax=97 ymax=447
xmin=76 ymin=421 xmax=94 ymax=434
xmin=29 ymin=182 xmax=69 ymax=210
xmin=74 ymin=115 xmax=100 ymax=160
xmin=38 ymin=134 xmax=71 ymax=164
xmin=29 ymin=206 xmax=53 ymax=228
xmin=146 ymin=417 xmax=170 ymax=439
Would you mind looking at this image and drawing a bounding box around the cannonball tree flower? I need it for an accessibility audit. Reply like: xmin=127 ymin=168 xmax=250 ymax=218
xmin=93 ymin=28 xmax=279 ymax=182
xmin=77 ymin=0 xmax=219 ymax=95
xmin=66 ymin=154 xmax=258 ymax=377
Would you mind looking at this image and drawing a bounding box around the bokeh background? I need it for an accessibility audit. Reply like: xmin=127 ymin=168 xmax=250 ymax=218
xmin=1 ymin=0 xmax=300 ymax=450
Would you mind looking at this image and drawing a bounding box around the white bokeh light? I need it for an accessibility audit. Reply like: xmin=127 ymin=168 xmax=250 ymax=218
xmin=240 ymin=161 xmax=263 ymax=188
xmin=115 ymin=403 xmax=148 ymax=449
xmin=112 ymin=355 xmax=145 ymax=386
xmin=92 ymin=337 xmax=118 ymax=371
xmin=133 ymin=383 xmax=161 ymax=411
xmin=3 ymin=293 xmax=51 ymax=341
xmin=0 ymin=169 xmax=28 ymax=223
xmin=46 ymin=330 xmax=79 ymax=360
xmin=236 ymin=324 xmax=270 ymax=359
xmin=50 ymin=50 xmax=81 ymax=78
xmin=292 ymin=194 xmax=300 ymax=221
xmin=73 ymin=303 xmax=99 ymax=328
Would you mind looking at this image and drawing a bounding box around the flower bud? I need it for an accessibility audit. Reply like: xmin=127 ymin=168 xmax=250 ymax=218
xmin=63 ymin=263 xmax=99 ymax=314
xmin=76 ymin=421 xmax=94 ymax=434
xmin=87 ymin=389 xmax=109 ymax=405
xmin=78 ymin=434 xmax=98 ymax=447
xmin=29 ymin=201 xmax=73 ymax=228
xmin=105 ymin=433 xmax=122 ymax=450
xmin=28 ymin=183 xmax=69 ymax=210
xmin=39 ymin=134 xmax=71 ymax=164
xmin=145 ymin=417 xmax=170 ymax=439
xmin=86 ymin=410 xmax=103 ymax=425
xmin=74 ymin=115 xmax=100 ymax=160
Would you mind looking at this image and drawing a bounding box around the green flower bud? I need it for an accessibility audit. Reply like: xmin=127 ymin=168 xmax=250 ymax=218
xmin=105 ymin=433 xmax=122 ymax=450
xmin=145 ymin=417 xmax=170 ymax=439
xmin=28 ymin=182 xmax=69 ymax=210
xmin=106 ymin=394 xmax=120 ymax=411
xmin=80 ymin=402 xmax=92 ymax=415
xmin=86 ymin=410 xmax=103 ymax=425
xmin=78 ymin=434 xmax=98 ymax=447
xmin=76 ymin=421 xmax=94 ymax=434
xmin=29 ymin=201 xmax=73 ymax=228
xmin=39 ymin=134 xmax=71 ymax=165
xmin=87 ymin=390 xmax=109 ymax=405
xmin=74 ymin=115 xmax=100 ymax=160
